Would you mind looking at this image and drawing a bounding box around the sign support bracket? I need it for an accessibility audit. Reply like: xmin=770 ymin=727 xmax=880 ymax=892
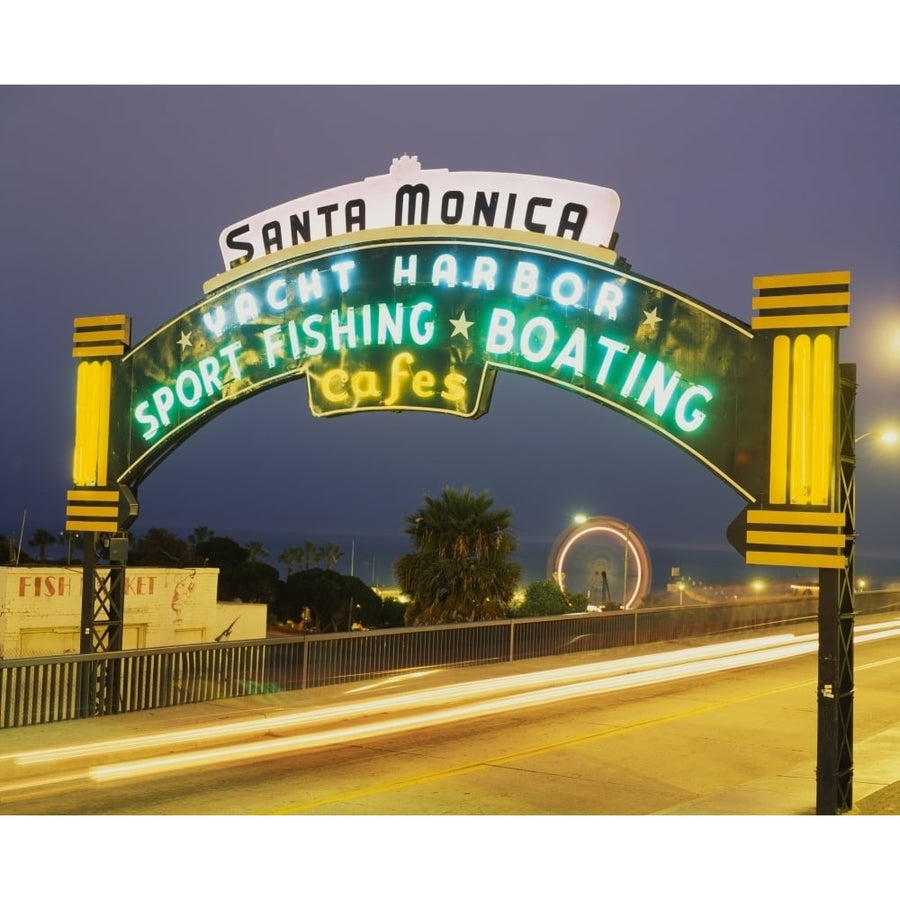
xmin=76 ymin=532 xmax=127 ymax=717
xmin=816 ymin=363 xmax=857 ymax=814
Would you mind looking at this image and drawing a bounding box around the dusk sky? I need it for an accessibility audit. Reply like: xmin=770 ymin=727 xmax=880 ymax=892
xmin=3 ymin=10 xmax=898 ymax=877
xmin=2 ymin=84 xmax=899 ymax=583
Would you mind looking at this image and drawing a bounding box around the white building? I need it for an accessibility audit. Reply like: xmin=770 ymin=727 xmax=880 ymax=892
xmin=0 ymin=566 xmax=267 ymax=659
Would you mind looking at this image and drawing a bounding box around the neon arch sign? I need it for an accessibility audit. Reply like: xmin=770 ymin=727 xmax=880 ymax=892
xmin=67 ymin=157 xmax=851 ymax=578
xmin=63 ymin=156 xmax=857 ymax=816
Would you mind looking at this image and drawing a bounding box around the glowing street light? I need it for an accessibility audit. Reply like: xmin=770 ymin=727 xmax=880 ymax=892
xmin=856 ymin=428 xmax=899 ymax=445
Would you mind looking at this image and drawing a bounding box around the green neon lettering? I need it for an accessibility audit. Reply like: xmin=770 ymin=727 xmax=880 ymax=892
xmin=595 ymin=336 xmax=628 ymax=384
xmin=409 ymin=302 xmax=435 ymax=345
xmin=198 ymin=356 xmax=221 ymax=394
xmin=287 ymin=321 xmax=302 ymax=358
xmin=377 ymin=303 xmax=404 ymax=345
xmin=520 ymin=316 xmax=555 ymax=363
xmin=360 ymin=304 xmax=374 ymax=344
xmin=393 ymin=254 xmax=417 ymax=285
xmin=636 ymin=361 xmax=681 ymax=416
xmin=297 ymin=269 xmax=324 ymax=303
xmin=330 ymin=308 xmax=358 ymax=350
xmin=431 ymin=253 xmax=458 ymax=287
xmin=512 ymin=261 xmax=538 ymax=297
xmin=620 ymin=352 xmax=647 ymax=399
xmin=486 ymin=307 xmax=516 ymax=353
xmin=266 ymin=278 xmax=288 ymax=311
xmin=551 ymin=271 xmax=583 ymax=307
xmin=263 ymin=325 xmax=284 ymax=367
xmin=203 ymin=306 xmax=226 ymax=338
xmin=219 ymin=341 xmax=243 ymax=380
xmin=234 ymin=290 xmax=259 ymax=326
xmin=302 ymin=315 xmax=326 ymax=355
xmin=135 ymin=401 xmax=158 ymax=441
xmin=331 ymin=259 xmax=355 ymax=291
xmin=175 ymin=370 xmax=203 ymax=408
xmin=551 ymin=329 xmax=586 ymax=376
xmin=675 ymin=385 xmax=712 ymax=432
xmin=152 ymin=386 xmax=175 ymax=426
xmin=593 ymin=281 xmax=624 ymax=320
xmin=471 ymin=255 xmax=498 ymax=290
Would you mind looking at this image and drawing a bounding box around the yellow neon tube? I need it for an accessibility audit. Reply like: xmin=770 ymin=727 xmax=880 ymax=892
xmin=769 ymin=335 xmax=791 ymax=504
xmin=789 ymin=335 xmax=811 ymax=504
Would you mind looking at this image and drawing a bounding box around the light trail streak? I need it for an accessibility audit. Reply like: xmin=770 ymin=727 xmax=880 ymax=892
xmin=83 ymin=631 xmax=860 ymax=783
xmin=4 ymin=619 xmax=899 ymax=800
xmin=9 ymin=634 xmax=794 ymax=769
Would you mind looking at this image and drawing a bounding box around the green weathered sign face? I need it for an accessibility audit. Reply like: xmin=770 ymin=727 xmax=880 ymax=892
xmin=111 ymin=229 xmax=770 ymax=497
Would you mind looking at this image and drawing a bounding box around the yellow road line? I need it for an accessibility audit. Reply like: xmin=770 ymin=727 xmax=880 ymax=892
xmin=267 ymin=675 xmax=815 ymax=814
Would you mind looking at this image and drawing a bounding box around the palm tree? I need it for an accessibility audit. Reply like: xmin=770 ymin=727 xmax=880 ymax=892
xmin=28 ymin=528 xmax=58 ymax=562
xmin=301 ymin=540 xmax=322 ymax=570
xmin=279 ymin=546 xmax=304 ymax=576
xmin=395 ymin=486 xmax=521 ymax=625
xmin=188 ymin=526 xmax=215 ymax=562
xmin=320 ymin=542 xmax=343 ymax=570
xmin=245 ymin=540 xmax=268 ymax=562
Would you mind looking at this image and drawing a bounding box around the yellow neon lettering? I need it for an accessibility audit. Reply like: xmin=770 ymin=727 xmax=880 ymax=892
xmin=321 ymin=368 xmax=350 ymax=402
xmin=412 ymin=369 xmax=436 ymax=398
xmin=351 ymin=369 xmax=380 ymax=400
xmin=440 ymin=372 xmax=467 ymax=404
xmin=384 ymin=351 xmax=415 ymax=405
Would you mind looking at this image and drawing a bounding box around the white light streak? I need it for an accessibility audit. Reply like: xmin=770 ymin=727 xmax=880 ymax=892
xmin=5 ymin=620 xmax=899 ymax=795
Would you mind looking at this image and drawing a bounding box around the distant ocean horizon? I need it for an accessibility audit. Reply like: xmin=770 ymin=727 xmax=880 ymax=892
xmin=166 ymin=526 xmax=900 ymax=594
xmin=7 ymin=519 xmax=899 ymax=594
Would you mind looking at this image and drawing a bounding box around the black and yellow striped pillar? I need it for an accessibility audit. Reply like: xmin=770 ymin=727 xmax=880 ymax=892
xmin=67 ymin=315 xmax=137 ymax=534
xmin=70 ymin=315 xmax=130 ymax=491
xmin=749 ymin=270 xmax=855 ymax=814
xmin=748 ymin=270 xmax=851 ymax=567
xmin=68 ymin=314 xmax=137 ymax=681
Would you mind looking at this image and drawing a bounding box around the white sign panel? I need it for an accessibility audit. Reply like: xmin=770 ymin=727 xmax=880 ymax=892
xmin=218 ymin=155 xmax=621 ymax=269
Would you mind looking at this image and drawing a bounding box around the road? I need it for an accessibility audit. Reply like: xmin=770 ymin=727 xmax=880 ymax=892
xmin=3 ymin=619 xmax=900 ymax=815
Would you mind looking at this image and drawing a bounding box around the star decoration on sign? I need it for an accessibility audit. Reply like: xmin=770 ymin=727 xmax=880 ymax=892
xmin=449 ymin=312 xmax=474 ymax=339
xmin=642 ymin=307 xmax=662 ymax=328
xmin=177 ymin=330 xmax=193 ymax=351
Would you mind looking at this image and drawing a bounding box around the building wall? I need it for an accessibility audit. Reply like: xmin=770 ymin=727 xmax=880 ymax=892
xmin=0 ymin=566 xmax=267 ymax=659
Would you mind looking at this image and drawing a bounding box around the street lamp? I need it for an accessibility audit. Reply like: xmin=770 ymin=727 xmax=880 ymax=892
xmin=677 ymin=581 xmax=684 ymax=606
xmin=856 ymin=428 xmax=899 ymax=445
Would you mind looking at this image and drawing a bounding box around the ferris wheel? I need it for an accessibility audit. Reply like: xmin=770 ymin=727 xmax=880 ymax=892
xmin=547 ymin=516 xmax=652 ymax=610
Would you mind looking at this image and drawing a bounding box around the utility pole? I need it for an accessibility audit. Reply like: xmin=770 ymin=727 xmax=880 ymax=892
xmin=16 ymin=508 xmax=26 ymax=564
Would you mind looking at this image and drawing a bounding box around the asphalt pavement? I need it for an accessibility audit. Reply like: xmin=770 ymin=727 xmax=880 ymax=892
xmin=2 ymin=640 xmax=900 ymax=815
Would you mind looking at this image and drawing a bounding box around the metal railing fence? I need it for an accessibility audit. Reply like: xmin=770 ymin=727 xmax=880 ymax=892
xmin=3 ymin=590 xmax=899 ymax=729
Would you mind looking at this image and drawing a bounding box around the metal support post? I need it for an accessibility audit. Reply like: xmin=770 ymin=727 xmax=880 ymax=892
xmin=77 ymin=531 xmax=128 ymax=717
xmin=816 ymin=364 xmax=856 ymax=814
